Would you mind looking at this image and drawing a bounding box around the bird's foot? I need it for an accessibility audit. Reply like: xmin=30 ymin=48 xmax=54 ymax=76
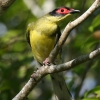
xmin=43 ymin=58 xmax=55 ymax=66
xmin=43 ymin=58 xmax=51 ymax=66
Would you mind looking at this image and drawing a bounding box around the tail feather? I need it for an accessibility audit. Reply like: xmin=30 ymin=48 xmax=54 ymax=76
xmin=50 ymin=73 xmax=72 ymax=100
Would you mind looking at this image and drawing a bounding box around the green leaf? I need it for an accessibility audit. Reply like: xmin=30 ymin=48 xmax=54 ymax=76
xmin=89 ymin=14 xmax=100 ymax=32
xmin=84 ymin=86 xmax=100 ymax=98
xmin=82 ymin=98 xmax=99 ymax=100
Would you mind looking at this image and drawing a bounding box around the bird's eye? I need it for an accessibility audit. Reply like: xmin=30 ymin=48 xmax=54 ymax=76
xmin=61 ymin=9 xmax=64 ymax=12
xmin=56 ymin=8 xmax=69 ymax=15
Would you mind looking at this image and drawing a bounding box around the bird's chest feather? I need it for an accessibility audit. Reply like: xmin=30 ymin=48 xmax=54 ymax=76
xmin=30 ymin=30 xmax=56 ymax=63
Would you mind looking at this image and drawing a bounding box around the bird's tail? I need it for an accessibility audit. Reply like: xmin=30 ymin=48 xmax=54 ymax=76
xmin=50 ymin=72 xmax=73 ymax=100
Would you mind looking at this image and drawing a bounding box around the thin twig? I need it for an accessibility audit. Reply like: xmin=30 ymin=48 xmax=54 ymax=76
xmin=12 ymin=48 xmax=100 ymax=100
xmin=75 ymin=60 xmax=94 ymax=98
xmin=75 ymin=43 xmax=100 ymax=98
xmin=49 ymin=0 xmax=100 ymax=63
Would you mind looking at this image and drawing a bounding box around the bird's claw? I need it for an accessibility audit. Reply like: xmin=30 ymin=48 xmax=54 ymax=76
xmin=43 ymin=58 xmax=51 ymax=66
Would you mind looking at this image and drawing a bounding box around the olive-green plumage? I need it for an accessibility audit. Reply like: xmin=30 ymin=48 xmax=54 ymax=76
xmin=26 ymin=7 xmax=79 ymax=100
xmin=26 ymin=15 xmax=60 ymax=63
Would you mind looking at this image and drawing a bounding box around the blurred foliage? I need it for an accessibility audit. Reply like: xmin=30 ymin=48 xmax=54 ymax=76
xmin=84 ymin=86 xmax=100 ymax=98
xmin=0 ymin=0 xmax=100 ymax=100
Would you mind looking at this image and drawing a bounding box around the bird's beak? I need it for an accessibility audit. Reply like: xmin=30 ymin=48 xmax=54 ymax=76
xmin=70 ymin=9 xmax=80 ymax=14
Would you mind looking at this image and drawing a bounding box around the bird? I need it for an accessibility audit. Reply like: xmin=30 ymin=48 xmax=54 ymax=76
xmin=26 ymin=7 xmax=80 ymax=100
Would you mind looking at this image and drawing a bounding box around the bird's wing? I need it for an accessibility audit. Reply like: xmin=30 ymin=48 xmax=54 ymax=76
xmin=55 ymin=26 xmax=61 ymax=46
xmin=26 ymin=22 xmax=34 ymax=46
xmin=54 ymin=26 xmax=62 ymax=64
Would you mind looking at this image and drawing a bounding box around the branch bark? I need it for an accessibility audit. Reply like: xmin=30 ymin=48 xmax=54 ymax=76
xmin=12 ymin=0 xmax=100 ymax=100
xmin=49 ymin=0 xmax=100 ymax=63
xmin=75 ymin=43 xmax=100 ymax=98
xmin=13 ymin=48 xmax=100 ymax=100
xmin=0 ymin=0 xmax=16 ymax=15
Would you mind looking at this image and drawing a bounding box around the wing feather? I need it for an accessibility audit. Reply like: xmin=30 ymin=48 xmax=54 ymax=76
xmin=26 ymin=22 xmax=34 ymax=46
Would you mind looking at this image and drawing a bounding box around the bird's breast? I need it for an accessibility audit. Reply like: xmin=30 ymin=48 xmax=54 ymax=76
xmin=30 ymin=30 xmax=55 ymax=64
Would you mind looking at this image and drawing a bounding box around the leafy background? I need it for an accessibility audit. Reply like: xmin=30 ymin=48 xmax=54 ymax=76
xmin=0 ymin=0 xmax=100 ymax=100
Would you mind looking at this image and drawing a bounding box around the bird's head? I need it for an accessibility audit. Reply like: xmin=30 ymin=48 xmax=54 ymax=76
xmin=46 ymin=7 xmax=80 ymax=23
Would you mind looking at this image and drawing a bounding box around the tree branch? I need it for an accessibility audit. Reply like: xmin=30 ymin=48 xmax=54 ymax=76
xmin=12 ymin=0 xmax=100 ymax=100
xmin=49 ymin=0 xmax=100 ymax=63
xmin=13 ymin=47 xmax=100 ymax=100
xmin=75 ymin=43 xmax=100 ymax=98
xmin=0 ymin=0 xmax=16 ymax=15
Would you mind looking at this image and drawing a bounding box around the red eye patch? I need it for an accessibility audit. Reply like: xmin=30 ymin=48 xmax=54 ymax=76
xmin=56 ymin=8 xmax=70 ymax=15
